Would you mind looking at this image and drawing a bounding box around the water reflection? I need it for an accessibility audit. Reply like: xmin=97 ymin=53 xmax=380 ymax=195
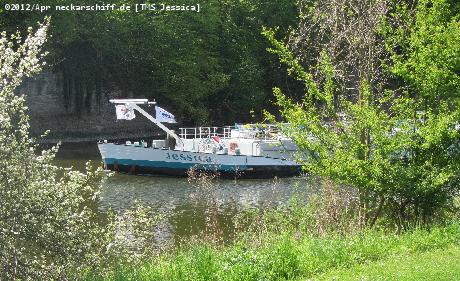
xmin=55 ymin=142 xmax=316 ymax=247
xmin=100 ymin=174 xmax=313 ymax=245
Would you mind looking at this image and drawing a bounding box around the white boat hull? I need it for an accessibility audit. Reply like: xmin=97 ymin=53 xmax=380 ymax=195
xmin=98 ymin=143 xmax=301 ymax=178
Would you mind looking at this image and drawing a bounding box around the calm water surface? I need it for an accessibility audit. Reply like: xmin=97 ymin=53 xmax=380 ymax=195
xmin=55 ymin=142 xmax=317 ymax=247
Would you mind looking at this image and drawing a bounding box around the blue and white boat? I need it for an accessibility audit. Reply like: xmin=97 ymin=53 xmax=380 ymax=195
xmin=98 ymin=99 xmax=302 ymax=178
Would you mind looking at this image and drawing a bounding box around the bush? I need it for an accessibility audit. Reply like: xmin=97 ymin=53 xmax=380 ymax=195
xmin=262 ymin=0 xmax=460 ymax=229
xmin=0 ymin=18 xmax=113 ymax=279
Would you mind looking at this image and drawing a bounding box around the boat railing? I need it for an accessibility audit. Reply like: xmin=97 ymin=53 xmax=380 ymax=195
xmin=179 ymin=124 xmax=287 ymax=140
xmin=179 ymin=126 xmax=235 ymax=139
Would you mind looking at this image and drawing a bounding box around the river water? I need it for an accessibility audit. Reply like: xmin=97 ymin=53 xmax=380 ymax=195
xmin=55 ymin=142 xmax=317 ymax=247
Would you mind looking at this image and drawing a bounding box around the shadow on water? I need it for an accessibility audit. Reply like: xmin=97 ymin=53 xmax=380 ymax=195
xmin=54 ymin=142 xmax=316 ymax=248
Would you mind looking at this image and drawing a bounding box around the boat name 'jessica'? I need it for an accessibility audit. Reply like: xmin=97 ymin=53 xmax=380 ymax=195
xmin=166 ymin=152 xmax=213 ymax=163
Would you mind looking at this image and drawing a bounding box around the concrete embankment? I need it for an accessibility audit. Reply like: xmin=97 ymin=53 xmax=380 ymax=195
xmin=19 ymin=70 xmax=176 ymax=143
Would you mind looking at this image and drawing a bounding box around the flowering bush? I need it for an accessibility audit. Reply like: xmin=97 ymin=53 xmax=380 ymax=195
xmin=0 ymin=17 xmax=116 ymax=279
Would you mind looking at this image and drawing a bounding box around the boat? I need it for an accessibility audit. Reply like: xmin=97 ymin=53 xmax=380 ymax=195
xmin=97 ymin=99 xmax=302 ymax=178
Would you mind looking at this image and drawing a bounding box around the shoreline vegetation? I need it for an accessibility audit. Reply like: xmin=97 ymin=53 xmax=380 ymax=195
xmin=84 ymin=221 xmax=460 ymax=281
xmin=87 ymin=172 xmax=460 ymax=280
xmin=84 ymin=170 xmax=460 ymax=280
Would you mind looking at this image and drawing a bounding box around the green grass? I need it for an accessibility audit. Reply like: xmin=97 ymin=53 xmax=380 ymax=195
xmin=317 ymin=244 xmax=460 ymax=280
xmin=85 ymin=223 xmax=460 ymax=281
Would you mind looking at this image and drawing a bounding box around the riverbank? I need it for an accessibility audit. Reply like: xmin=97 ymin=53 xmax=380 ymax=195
xmin=83 ymin=221 xmax=460 ymax=280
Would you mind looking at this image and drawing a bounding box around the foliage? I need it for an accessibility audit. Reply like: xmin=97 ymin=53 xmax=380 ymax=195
xmin=186 ymin=166 xmax=225 ymax=245
xmin=232 ymin=179 xmax=360 ymax=237
xmin=83 ymin=221 xmax=460 ymax=281
xmin=262 ymin=0 xmax=460 ymax=229
xmin=0 ymin=18 xmax=104 ymax=279
xmin=383 ymin=0 xmax=460 ymax=107
xmin=290 ymin=0 xmax=391 ymax=99
xmin=2 ymin=0 xmax=301 ymax=125
xmin=0 ymin=19 xmax=161 ymax=280
xmin=81 ymin=178 xmax=460 ymax=280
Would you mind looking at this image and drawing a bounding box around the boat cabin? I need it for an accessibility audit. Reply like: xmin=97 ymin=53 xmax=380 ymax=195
xmin=151 ymin=124 xmax=298 ymax=159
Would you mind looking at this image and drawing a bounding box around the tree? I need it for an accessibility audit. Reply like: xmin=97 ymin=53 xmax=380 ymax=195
xmin=289 ymin=0 xmax=391 ymax=102
xmin=383 ymin=0 xmax=460 ymax=108
xmin=263 ymin=0 xmax=460 ymax=229
xmin=2 ymin=0 xmax=300 ymax=125
xmin=0 ymin=18 xmax=112 ymax=279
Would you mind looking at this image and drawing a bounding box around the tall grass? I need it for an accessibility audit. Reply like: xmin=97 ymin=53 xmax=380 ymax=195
xmin=82 ymin=176 xmax=460 ymax=280
xmin=84 ymin=222 xmax=460 ymax=281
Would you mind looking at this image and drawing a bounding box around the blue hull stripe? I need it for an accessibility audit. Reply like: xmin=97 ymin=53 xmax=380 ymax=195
xmin=104 ymin=158 xmax=248 ymax=172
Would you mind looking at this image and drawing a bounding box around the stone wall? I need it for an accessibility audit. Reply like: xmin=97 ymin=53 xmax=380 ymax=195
xmin=17 ymin=70 xmax=167 ymax=143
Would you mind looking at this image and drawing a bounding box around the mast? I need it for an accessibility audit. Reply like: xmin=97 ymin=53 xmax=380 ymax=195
xmin=109 ymin=99 xmax=184 ymax=148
